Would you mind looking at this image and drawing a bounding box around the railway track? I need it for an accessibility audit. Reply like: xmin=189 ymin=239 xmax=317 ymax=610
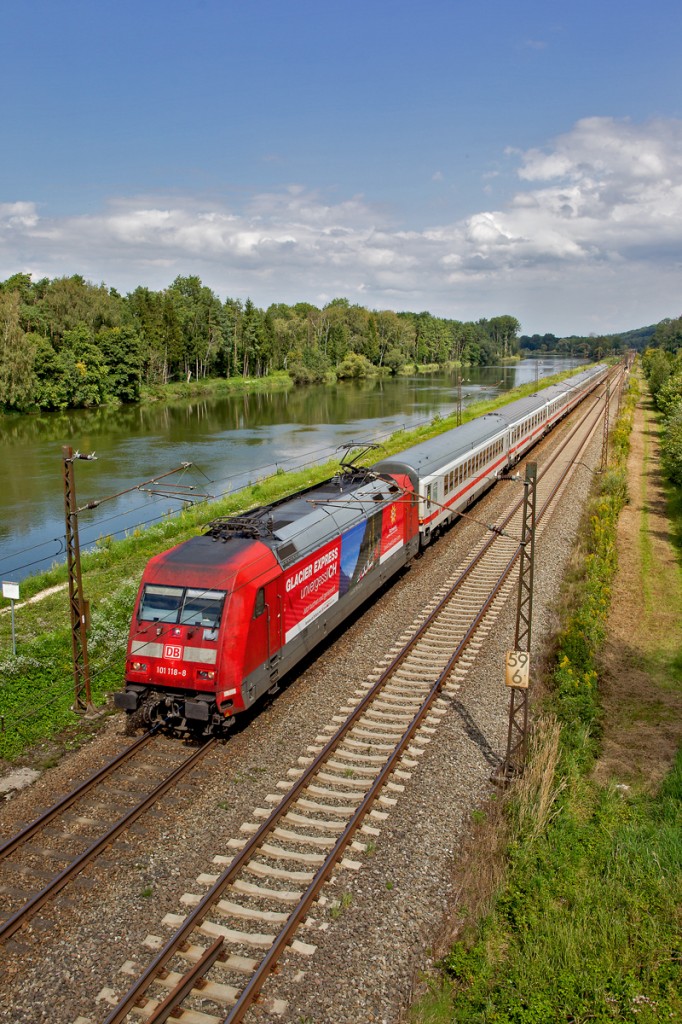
xmin=0 ymin=729 xmax=218 ymax=945
xmin=87 ymin=370 xmax=621 ymax=1024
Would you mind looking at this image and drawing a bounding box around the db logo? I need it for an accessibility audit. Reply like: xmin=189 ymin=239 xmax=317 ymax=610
xmin=164 ymin=645 xmax=183 ymax=660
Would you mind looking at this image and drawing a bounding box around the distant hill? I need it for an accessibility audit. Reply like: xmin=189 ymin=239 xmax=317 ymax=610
xmin=521 ymin=322 xmax=660 ymax=355
xmin=602 ymin=324 xmax=659 ymax=350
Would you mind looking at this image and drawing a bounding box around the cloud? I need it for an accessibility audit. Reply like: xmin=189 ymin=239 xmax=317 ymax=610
xmin=1 ymin=116 xmax=681 ymax=334
xmin=0 ymin=202 xmax=39 ymax=230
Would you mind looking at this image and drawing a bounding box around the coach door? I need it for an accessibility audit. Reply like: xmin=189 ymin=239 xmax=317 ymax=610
xmin=425 ymin=483 xmax=434 ymax=519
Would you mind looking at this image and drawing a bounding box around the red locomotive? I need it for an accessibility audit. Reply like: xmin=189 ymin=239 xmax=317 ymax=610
xmin=115 ymin=459 xmax=418 ymax=736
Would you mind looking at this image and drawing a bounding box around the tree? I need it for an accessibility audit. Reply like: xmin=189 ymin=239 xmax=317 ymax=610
xmin=0 ymin=290 xmax=36 ymax=410
xmin=59 ymin=325 xmax=109 ymax=407
xmin=222 ymin=298 xmax=243 ymax=378
xmin=33 ymin=337 xmax=67 ymax=409
xmin=167 ymin=275 xmax=226 ymax=380
xmin=482 ymin=315 xmax=520 ymax=357
xmin=97 ymin=325 xmax=142 ymax=402
xmin=37 ymin=275 xmax=122 ymax=344
xmin=652 ymin=316 xmax=682 ymax=353
xmin=125 ymin=286 xmax=166 ymax=384
xmin=241 ymin=298 xmax=268 ymax=377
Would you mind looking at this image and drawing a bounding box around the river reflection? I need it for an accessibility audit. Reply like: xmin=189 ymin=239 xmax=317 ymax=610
xmin=0 ymin=359 xmax=581 ymax=580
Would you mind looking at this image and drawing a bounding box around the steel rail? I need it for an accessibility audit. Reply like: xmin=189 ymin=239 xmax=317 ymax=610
xmin=224 ymin=547 xmax=520 ymax=1023
xmin=222 ymin=368 xmax=620 ymax=1023
xmin=103 ymin=367 xmax=616 ymax=1024
xmin=102 ymin=547 xmax=524 ymax=1022
xmin=143 ymin=937 xmax=225 ymax=1024
xmin=0 ymin=737 xmax=217 ymax=944
xmin=0 ymin=729 xmax=158 ymax=860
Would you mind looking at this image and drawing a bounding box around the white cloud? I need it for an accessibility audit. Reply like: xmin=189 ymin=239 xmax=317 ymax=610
xmin=0 ymin=202 xmax=39 ymax=230
xmin=1 ymin=116 xmax=681 ymax=334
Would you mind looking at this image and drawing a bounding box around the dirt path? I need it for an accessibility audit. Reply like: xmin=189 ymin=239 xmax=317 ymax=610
xmin=595 ymin=389 xmax=682 ymax=789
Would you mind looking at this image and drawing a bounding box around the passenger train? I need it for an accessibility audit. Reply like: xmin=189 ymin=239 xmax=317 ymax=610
xmin=114 ymin=364 xmax=607 ymax=736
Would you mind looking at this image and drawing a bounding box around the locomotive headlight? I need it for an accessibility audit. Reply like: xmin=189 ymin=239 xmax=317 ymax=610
xmin=131 ymin=661 xmax=148 ymax=672
xmin=197 ymin=670 xmax=216 ymax=680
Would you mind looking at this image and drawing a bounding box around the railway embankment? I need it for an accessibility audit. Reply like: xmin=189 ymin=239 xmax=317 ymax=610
xmin=412 ymin=372 xmax=682 ymax=1024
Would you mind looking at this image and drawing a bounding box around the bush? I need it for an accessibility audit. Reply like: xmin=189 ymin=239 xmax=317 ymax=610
xmin=336 ymin=352 xmax=375 ymax=379
xmin=656 ymin=372 xmax=682 ymax=419
xmin=660 ymin=406 xmax=682 ymax=484
xmin=384 ymin=347 xmax=406 ymax=375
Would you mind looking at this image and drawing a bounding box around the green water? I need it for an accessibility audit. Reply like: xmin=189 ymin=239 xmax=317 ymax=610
xmin=0 ymin=359 xmax=579 ymax=580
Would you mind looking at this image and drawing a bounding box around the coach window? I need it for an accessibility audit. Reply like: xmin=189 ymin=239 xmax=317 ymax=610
xmin=254 ymin=588 xmax=265 ymax=618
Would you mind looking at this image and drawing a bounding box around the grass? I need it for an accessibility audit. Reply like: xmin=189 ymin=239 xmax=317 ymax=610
xmin=329 ymin=892 xmax=353 ymax=920
xmin=639 ymin=405 xmax=655 ymax=614
xmin=0 ymin=363 xmax=601 ymax=763
xmin=635 ymin=402 xmax=682 ymax=694
xmin=140 ymin=370 xmax=293 ymax=402
xmin=429 ymin=755 xmax=682 ymax=1024
xmin=412 ymin=369 xmax=682 ymax=1024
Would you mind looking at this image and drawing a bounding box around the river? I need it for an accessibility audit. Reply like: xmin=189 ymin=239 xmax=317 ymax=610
xmin=0 ymin=358 xmax=582 ymax=581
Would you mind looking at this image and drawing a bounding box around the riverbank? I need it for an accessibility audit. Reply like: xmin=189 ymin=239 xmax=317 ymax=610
xmin=411 ymin=370 xmax=682 ymax=1023
xmin=139 ymin=369 xmax=294 ymax=402
xmin=0 ymin=358 xmax=527 ymax=418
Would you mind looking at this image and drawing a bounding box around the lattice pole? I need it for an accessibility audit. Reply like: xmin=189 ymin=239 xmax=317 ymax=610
xmin=456 ymin=375 xmax=463 ymax=427
xmin=600 ymin=379 xmax=610 ymax=472
xmin=498 ymin=461 xmax=537 ymax=779
xmin=63 ymin=446 xmax=95 ymax=714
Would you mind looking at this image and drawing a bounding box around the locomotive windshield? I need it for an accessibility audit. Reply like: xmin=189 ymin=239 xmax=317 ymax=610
xmin=181 ymin=588 xmax=225 ymax=628
xmin=139 ymin=584 xmax=226 ymax=628
xmin=139 ymin=584 xmax=184 ymax=622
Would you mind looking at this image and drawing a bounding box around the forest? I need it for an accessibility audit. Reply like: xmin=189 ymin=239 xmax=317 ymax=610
xmin=0 ymin=271 xmax=670 ymax=413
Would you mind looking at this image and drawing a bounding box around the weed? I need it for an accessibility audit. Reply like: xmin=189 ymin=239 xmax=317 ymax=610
xmin=329 ymin=892 xmax=353 ymax=920
xmin=385 ymin=880 xmax=394 ymax=891
xmin=140 ymin=886 xmax=153 ymax=898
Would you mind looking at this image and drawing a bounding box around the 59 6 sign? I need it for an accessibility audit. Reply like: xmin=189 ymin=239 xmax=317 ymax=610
xmin=505 ymin=650 xmax=530 ymax=689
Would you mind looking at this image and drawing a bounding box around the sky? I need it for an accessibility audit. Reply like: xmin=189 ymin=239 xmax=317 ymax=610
xmin=1 ymin=0 xmax=681 ymax=337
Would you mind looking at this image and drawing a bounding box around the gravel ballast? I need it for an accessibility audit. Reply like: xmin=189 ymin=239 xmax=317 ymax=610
xmin=0 ymin=417 xmax=601 ymax=1024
